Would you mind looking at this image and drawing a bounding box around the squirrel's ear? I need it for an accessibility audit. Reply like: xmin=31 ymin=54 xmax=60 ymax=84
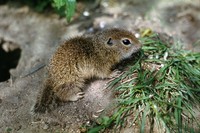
xmin=107 ymin=38 xmax=113 ymax=46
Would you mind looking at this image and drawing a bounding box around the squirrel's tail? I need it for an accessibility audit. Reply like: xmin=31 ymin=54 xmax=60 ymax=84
xmin=31 ymin=78 xmax=60 ymax=113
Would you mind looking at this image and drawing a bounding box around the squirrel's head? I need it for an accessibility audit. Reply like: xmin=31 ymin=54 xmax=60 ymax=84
xmin=94 ymin=28 xmax=142 ymax=60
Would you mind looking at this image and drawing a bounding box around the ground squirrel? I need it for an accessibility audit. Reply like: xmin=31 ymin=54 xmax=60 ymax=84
xmin=32 ymin=28 xmax=142 ymax=113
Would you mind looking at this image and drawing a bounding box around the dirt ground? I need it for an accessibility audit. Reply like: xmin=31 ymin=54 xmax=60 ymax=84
xmin=0 ymin=0 xmax=200 ymax=133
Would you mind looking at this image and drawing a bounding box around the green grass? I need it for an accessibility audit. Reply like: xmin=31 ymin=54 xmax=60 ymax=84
xmin=87 ymin=33 xmax=200 ymax=133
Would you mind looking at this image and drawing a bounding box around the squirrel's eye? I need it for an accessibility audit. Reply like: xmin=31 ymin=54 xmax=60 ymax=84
xmin=122 ymin=39 xmax=131 ymax=45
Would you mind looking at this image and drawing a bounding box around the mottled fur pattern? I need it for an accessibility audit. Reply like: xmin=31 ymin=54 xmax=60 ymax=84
xmin=32 ymin=28 xmax=142 ymax=113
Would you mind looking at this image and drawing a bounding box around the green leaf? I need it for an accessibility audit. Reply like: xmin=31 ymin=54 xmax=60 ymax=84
xmin=88 ymin=126 xmax=104 ymax=133
xmin=53 ymin=0 xmax=76 ymax=22
xmin=53 ymin=0 xmax=65 ymax=9
xmin=65 ymin=0 xmax=76 ymax=22
xmin=175 ymin=97 xmax=182 ymax=132
xmin=141 ymin=104 xmax=150 ymax=133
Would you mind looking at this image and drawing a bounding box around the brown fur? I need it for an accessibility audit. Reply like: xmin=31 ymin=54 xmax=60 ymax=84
xmin=32 ymin=28 xmax=142 ymax=113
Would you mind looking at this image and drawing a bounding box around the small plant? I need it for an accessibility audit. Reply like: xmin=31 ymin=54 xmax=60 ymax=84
xmin=53 ymin=0 xmax=76 ymax=22
xmin=6 ymin=0 xmax=77 ymax=22
xmin=87 ymin=33 xmax=200 ymax=132
xmin=6 ymin=127 xmax=12 ymax=133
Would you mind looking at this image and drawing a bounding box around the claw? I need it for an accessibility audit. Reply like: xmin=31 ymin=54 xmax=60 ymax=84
xmin=110 ymin=70 xmax=122 ymax=78
xmin=69 ymin=92 xmax=85 ymax=101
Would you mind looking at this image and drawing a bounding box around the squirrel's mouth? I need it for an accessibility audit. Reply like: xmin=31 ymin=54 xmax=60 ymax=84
xmin=134 ymin=44 xmax=142 ymax=52
xmin=131 ymin=43 xmax=142 ymax=54
xmin=128 ymin=45 xmax=143 ymax=59
xmin=131 ymin=47 xmax=142 ymax=56
xmin=120 ymin=45 xmax=142 ymax=60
